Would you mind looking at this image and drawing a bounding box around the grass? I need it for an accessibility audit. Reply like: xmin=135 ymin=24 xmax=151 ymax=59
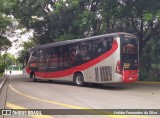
xmin=0 ymin=73 xmax=3 ymax=78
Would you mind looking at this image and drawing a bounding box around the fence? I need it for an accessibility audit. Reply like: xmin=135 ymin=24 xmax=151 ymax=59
xmin=7 ymin=66 xmax=23 ymax=71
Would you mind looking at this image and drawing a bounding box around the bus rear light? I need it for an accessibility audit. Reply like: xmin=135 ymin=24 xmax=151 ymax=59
xmin=116 ymin=61 xmax=122 ymax=75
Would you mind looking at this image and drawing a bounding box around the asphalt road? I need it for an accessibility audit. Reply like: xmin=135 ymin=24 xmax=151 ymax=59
xmin=0 ymin=74 xmax=160 ymax=118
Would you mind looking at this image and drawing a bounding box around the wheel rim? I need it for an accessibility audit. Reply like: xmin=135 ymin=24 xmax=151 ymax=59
xmin=32 ymin=74 xmax=35 ymax=80
xmin=76 ymin=76 xmax=82 ymax=85
xmin=32 ymin=74 xmax=36 ymax=82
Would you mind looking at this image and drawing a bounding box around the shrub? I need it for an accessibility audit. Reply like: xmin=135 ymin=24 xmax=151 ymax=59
xmin=0 ymin=64 xmax=6 ymax=73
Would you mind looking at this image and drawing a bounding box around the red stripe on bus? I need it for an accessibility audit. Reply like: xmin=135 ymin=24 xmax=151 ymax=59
xmin=26 ymin=40 xmax=118 ymax=78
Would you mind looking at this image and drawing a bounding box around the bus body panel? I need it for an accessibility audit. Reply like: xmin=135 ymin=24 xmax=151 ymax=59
xmin=87 ymin=54 xmax=114 ymax=83
xmin=122 ymin=70 xmax=138 ymax=82
xmin=113 ymin=37 xmax=122 ymax=82
xmin=23 ymin=68 xmax=30 ymax=78
xmin=23 ymin=32 xmax=138 ymax=84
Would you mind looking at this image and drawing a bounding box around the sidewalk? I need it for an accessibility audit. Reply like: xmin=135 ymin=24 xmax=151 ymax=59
xmin=0 ymin=76 xmax=4 ymax=84
xmin=136 ymin=81 xmax=160 ymax=84
xmin=0 ymin=76 xmax=8 ymax=90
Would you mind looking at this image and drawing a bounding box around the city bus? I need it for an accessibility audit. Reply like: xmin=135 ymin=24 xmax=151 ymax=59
xmin=23 ymin=32 xmax=139 ymax=86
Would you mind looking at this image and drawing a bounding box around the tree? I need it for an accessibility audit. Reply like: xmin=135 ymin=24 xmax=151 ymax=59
xmin=0 ymin=36 xmax=11 ymax=52
xmin=0 ymin=0 xmax=16 ymax=75
xmin=0 ymin=53 xmax=15 ymax=75
xmin=16 ymin=39 xmax=36 ymax=63
xmin=117 ymin=0 xmax=160 ymax=67
xmin=0 ymin=14 xmax=12 ymax=52
xmin=13 ymin=0 xmax=103 ymax=43
xmin=145 ymin=35 xmax=160 ymax=80
xmin=0 ymin=0 xmax=12 ymax=52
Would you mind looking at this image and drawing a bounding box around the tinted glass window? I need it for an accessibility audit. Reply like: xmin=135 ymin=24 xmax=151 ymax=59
xmin=34 ymin=36 xmax=114 ymax=72
xmin=121 ymin=35 xmax=138 ymax=70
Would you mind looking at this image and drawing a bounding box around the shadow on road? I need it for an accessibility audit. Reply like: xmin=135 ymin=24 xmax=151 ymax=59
xmin=18 ymin=75 xmax=160 ymax=91
xmin=23 ymin=78 xmax=133 ymax=90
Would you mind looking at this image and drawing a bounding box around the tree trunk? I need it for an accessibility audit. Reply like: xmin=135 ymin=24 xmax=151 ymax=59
xmin=139 ymin=40 xmax=144 ymax=70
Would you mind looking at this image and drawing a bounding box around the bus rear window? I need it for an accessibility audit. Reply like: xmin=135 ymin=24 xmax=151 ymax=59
xmin=121 ymin=34 xmax=138 ymax=70
xmin=122 ymin=35 xmax=138 ymax=52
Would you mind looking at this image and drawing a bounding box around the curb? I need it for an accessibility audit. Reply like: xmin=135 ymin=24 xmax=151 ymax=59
xmin=136 ymin=81 xmax=160 ymax=84
xmin=0 ymin=76 xmax=8 ymax=90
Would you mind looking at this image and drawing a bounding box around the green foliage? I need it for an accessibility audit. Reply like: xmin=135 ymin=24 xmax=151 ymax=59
xmin=0 ymin=35 xmax=12 ymax=51
xmin=0 ymin=73 xmax=3 ymax=77
xmin=23 ymin=40 xmax=36 ymax=51
xmin=56 ymin=34 xmax=75 ymax=41
xmin=16 ymin=40 xmax=36 ymax=63
xmin=0 ymin=0 xmax=13 ymax=52
xmin=17 ymin=50 xmax=27 ymax=63
xmin=0 ymin=63 xmax=5 ymax=74
xmin=0 ymin=53 xmax=16 ymax=67
xmin=156 ymin=10 xmax=160 ymax=19
xmin=139 ymin=71 xmax=148 ymax=81
xmin=0 ymin=13 xmax=11 ymax=30
xmin=143 ymin=13 xmax=153 ymax=21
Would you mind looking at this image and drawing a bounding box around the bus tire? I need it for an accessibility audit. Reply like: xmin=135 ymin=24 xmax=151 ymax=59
xmin=31 ymin=73 xmax=37 ymax=82
xmin=73 ymin=73 xmax=84 ymax=86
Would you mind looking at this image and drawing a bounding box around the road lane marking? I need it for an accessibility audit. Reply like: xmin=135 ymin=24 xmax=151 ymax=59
xmin=6 ymin=102 xmax=52 ymax=118
xmin=9 ymin=84 xmax=151 ymax=118
xmin=9 ymin=84 xmax=88 ymax=109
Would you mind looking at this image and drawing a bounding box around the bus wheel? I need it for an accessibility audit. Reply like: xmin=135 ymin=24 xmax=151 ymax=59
xmin=31 ymin=73 xmax=37 ymax=82
xmin=74 ymin=73 xmax=84 ymax=86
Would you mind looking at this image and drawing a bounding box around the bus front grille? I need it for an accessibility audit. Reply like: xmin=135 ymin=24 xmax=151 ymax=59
xmin=95 ymin=66 xmax=112 ymax=82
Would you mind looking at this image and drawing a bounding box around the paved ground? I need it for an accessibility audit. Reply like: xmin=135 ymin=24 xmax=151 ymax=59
xmin=0 ymin=74 xmax=160 ymax=118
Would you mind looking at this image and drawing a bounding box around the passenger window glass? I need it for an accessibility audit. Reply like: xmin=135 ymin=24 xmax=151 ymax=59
xmin=32 ymin=50 xmax=39 ymax=57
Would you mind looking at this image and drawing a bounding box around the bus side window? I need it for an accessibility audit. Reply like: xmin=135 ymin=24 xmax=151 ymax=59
xmin=23 ymin=54 xmax=28 ymax=68
xmin=91 ymin=37 xmax=114 ymax=56
xmin=95 ymin=39 xmax=106 ymax=54
xmin=44 ymin=48 xmax=52 ymax=65
xmin=92 ymin=39 xmax=99 ymax=57
xmin=104 ymin=37 xmax=114 ymax=51
xmin=28 ymin=50 xmax=40 ymax=67
xmin=39 ymin=49 xmax=44 ymax=64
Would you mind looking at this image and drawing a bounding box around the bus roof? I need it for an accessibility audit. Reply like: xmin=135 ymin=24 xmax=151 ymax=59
xmin=30 ymin=32 xmax=134 ymax=51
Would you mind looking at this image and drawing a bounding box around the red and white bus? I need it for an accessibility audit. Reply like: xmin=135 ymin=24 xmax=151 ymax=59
xmin=23 ymin=32 xmax=139 ymax=86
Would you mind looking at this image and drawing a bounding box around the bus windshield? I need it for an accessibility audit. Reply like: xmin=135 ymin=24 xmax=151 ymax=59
xmin=121 ymin=34 xmax=138 ymax=70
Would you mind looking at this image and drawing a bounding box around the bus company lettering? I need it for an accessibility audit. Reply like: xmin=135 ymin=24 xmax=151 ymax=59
xmin=40 ymin=52 xmax=76 ymax=65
